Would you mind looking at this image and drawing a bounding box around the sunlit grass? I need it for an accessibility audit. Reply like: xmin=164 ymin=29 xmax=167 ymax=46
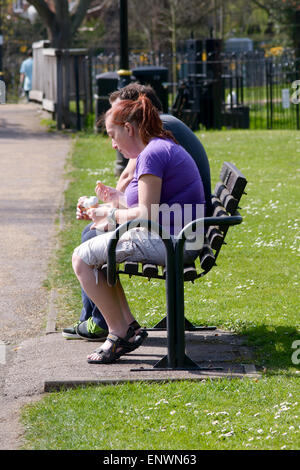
xmin=22 ymin=377 xmax=299 ymax=450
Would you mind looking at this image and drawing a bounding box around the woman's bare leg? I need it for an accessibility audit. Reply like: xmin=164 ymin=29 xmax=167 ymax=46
xmin=72 ymin=254 xmax=135 ymax=354
xmin=115 ymin=281 xmax=135 ymax=325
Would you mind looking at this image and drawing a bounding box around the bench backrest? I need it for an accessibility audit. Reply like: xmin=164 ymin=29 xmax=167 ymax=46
xmin=201 ymin=162 xmax=247 ymax=275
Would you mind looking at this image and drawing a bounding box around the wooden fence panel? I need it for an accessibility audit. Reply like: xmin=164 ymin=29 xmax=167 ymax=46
xmin=31 ymin=42 xmax=92 ymax=129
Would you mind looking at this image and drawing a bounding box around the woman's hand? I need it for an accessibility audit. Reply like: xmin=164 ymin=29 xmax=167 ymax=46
xmin=76 ymin=196 xmax=90 ymax=220
xmin=95 ymin=181 xmax=127 ymax=208
xmin=95 ymin=181 xmax=118 ymax=202
xmin=87 ymin=204 xmax=111 ymax=230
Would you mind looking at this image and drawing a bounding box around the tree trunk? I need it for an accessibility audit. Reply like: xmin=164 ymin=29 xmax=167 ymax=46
xmin=27 ymin=0 xmax=93 ymax=49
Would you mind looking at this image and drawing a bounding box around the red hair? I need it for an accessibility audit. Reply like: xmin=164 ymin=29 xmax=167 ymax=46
xmin=105 ymin=94 xmax=178 ymax=145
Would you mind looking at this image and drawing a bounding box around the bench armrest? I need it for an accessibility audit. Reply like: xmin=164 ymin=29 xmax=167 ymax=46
xmin=175 ymin=211 xmax=243 ymax=258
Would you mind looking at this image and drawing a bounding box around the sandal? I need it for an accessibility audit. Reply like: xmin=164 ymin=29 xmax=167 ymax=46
xmin=128 ymin=320 xmax=148 ymax=347
xmin=87 ymin=329 xmax=135 ymax=364
xmin=91 ymin=320 xmax=148 ymax=355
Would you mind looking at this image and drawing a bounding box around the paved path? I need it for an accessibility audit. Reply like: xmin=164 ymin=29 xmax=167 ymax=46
xmin=0 ymin=103 xmax=70 ymax=449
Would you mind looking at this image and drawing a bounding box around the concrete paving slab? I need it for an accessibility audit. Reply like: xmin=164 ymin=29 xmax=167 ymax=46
xmin=3 ymin=328 xmax=259 ymax=399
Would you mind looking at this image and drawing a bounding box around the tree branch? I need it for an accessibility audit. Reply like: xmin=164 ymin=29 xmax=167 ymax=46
xmin=26 ymin=0 xmax=55 ymax=27
xmin=249 ymin=0 xmax=282 ymax=17
xmin=71 ymin=0 xmax=94 ymax=35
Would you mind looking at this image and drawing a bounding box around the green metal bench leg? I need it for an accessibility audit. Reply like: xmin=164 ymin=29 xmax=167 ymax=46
xmin=152 ymin=239 xmax=219 ymax=371
xmin=173 ymin=238 xmax=201 ymax=369
xmin=153 ymin=239 xmax=177 ymax=369
xmin=152 ymin=244 xmax=199 ymax=370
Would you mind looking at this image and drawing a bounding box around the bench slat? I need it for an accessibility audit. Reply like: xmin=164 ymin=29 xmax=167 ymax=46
xmin=206 ymin=226 xmax=224 ymax=251
xmin=211 ymin=196 xmax=228 ymax=217
xmin=183 ymin=264 xmax=198 ymax=282
xmin=124 ymin=261 xmax=139 ymax=275
xmin=214 ymin=182 xmax=238 ymax=214
xmin=219 ymin=161 xmax=247 ymax=200
xmin=143 ymin=263 xmax=159 ymax=279
xmin=199 ymin=243 xmax=215 ymax=272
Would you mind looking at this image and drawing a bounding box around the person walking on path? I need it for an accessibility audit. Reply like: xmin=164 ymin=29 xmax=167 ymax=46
xmin=20 ymin=50 xmax=33 ymax=102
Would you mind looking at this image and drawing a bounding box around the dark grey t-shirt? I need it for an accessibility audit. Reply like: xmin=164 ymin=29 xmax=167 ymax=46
xmin=161 ymin=114 xmax=212 ymax=215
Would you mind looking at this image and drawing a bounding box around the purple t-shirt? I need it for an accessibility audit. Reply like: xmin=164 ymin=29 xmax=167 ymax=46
xmin=124 ymin=138 xmax=206 ymax=235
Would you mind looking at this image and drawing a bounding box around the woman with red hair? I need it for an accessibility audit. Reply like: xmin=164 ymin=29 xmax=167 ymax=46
xmin=72 ymin=95 xmax=206 ymax=364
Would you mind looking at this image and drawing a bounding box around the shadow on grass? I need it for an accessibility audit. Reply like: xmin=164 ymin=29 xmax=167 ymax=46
xmin=240 ymin=324 xmax=300 ymax=372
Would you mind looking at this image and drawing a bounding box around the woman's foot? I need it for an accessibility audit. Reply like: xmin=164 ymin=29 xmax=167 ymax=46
xmin=87 ymin=328 xmax=136 ymax=364
xmin=87 ymin=321 xmax=147 ymax=363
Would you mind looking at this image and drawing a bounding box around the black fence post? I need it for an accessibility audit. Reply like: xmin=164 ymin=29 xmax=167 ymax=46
xmin=270 ymin=62 xmax=274 ymax=130
xmin=86 ymin=53 xmax=93 ymax=116
xmin=56 ymin=50 xmax=63 ymax=131
xmin=74 ymin=55 xmax=81 ymax=131
xmin=296 ymin=61 xmax=300 ymax=130
xmin=266 ymin=60 xmax=273 ymax=130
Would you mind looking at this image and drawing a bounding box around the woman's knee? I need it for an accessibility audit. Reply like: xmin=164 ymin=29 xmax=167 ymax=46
xmin=72 ymin=253 xmax=88 ymax=277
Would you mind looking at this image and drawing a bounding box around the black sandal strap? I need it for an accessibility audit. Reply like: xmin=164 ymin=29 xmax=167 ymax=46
xmin=88 ymin=334 xmax=122 ymax=364
xmin=129 ymin=320 xmax=141 ymax=331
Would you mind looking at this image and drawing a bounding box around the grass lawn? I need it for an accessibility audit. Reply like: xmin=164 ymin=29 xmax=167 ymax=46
xmin=22 ymin=128 xmax=300 ymax=450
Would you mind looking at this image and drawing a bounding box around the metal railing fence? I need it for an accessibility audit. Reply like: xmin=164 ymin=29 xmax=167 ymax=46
xmin=93 ymin=51 xmax=300 ymax=130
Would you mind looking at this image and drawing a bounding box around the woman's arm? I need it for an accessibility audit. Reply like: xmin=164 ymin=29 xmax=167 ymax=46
xmin=95 ymin=158 xmax=136 ymax=209
xmin=95 ymin=182 xmax=127 ymax=208
xmin=114 ymin=174 xmax=162 ymax=224
xmin=116 ymin=158 xmax=136 ymax=193
xmin=88 ymin=174 xmax=162 ymax=229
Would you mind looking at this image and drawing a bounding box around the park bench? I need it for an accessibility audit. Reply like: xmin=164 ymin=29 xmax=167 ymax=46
xmin=102 ymin=161 xmax=247 ymax=371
